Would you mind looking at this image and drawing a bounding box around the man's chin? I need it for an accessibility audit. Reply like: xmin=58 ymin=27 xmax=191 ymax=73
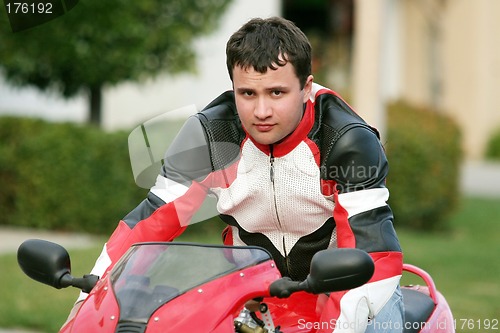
xmin=251 ymin=134 xmax=278 ymax=146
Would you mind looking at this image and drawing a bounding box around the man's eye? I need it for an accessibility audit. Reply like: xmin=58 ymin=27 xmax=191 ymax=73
xmin=272 ymin=90 xmax=282 ymax=96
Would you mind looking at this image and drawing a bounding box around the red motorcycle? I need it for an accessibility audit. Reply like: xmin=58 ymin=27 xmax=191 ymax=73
xmin=18 ymin=239 xmax=454 ymax=333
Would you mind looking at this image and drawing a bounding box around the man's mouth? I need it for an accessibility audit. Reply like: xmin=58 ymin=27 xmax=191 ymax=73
xmin=254 ymin=123 xmax=275 ymax=132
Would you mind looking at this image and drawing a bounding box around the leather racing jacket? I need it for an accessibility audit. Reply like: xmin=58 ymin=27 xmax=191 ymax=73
xmin=83 ymin=83 xmax=403 ymax=331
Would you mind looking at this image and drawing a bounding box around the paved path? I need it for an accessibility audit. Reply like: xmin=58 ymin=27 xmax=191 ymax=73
xmin=0 ymin=227 xmax=98 ymax=255
xmin=460 ymin=160 xmax=500 ymax=197
xmin=0 ymin=160 xmax=499 ymax=333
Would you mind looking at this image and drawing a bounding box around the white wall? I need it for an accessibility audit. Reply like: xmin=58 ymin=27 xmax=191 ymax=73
xmin=0 ymin=0 xmax=281 ymax=130
xmin=0 ymin=72 xmax=87 ymax=123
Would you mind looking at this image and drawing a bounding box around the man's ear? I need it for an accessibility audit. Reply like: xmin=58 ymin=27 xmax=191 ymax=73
xmin=303 ymin=75 xmax=314 ymax=103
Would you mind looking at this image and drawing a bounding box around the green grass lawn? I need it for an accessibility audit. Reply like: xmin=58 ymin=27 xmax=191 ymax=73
xmin=0 ymin=196 xmax=498 ymax=332
xmin=398 ymin=196 xmax=500 ymax=328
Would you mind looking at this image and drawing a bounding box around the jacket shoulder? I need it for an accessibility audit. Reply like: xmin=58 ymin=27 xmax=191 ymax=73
xmin=312 ymin=88 xmax=379 ymax=137
xmin=196 ymin=91 xmax=245 ymax=170
xmin=309 ymin=88 xmax=385 ymax=181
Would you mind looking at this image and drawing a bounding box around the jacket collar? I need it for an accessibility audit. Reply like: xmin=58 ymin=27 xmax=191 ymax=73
xmin=248 ymin=101 xmax=315 ymax=157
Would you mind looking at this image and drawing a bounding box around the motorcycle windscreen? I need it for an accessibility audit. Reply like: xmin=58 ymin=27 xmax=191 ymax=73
xmin=109 ymin=243 xmax=271 ymax=323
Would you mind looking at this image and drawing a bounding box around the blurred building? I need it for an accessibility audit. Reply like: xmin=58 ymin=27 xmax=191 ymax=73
xmin=351 ymin=0 xmax=500 ymax=160
xmin=1 ymin=0 xmax=499 ymax=159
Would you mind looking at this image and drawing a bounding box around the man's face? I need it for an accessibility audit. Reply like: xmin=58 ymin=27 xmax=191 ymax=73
xmin=232 ymin=62 xmax=313 ymax=145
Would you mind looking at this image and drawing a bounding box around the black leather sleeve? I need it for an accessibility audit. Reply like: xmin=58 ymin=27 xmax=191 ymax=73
xmin=327 ymin=126 xmax=401 ymax=253
xmin=325 ymin=125 xmax=388 ymax=193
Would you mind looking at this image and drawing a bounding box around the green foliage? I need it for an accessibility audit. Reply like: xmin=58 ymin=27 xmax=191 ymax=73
xmin=385 ymin=101 xmax=462 ymax=230
xmin=0 ymin=0 xmax=232 ymax=122
xmin=0 ymin=116 xmax=146 ymax=234
xmin=485 ymin=128 xmax=500 ymax=160
xmin=0 ymin=0 xmax=232 ymax=94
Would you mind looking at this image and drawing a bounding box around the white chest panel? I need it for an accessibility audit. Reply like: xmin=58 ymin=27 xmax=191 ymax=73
xmin=213 ymin=140 xmax=335 ymax=256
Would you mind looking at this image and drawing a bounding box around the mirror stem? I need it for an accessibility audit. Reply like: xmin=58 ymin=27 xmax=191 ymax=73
xmin=269 ymin=277 xmax=303 ymax=298
xmin=59 ymin=274 xmax=99 ymax=294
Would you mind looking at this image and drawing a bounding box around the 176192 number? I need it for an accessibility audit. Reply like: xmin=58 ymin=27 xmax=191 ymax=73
xmin=455 ymin=318 xmax=499 ymax=330
xmin=6 ymin=2 xmax=53 ymax=14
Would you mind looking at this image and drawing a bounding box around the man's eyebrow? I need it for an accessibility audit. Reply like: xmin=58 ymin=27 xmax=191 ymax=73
xmin=266 ymin=85 xmax=289 ymax=91
xmin=235 ymin=87 xmax=254 ymax=93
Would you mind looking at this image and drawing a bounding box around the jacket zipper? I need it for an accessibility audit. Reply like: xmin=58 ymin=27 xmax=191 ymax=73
xmin=269 ymin=145 xmax=290 ymax=275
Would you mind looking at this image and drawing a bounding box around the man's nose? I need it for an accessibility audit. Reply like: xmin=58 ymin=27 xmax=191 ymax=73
xmin=254 ymin=97 xmax=272 ymax=119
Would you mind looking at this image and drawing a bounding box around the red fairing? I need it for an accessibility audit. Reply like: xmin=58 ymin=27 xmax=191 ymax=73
xmin=61 ymin=278 xmax=120 ymax=333
xmin=63 ymin=260 xmax=281 ymax=333
xmin=142 ymin=261 xmax=280 ymax=332
xmin=57 ymin=248 xmax=454 ymax=333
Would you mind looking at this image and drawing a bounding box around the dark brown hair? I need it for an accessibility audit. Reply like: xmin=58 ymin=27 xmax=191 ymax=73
xmin=226 ymin=17 xmax=312 ymax=88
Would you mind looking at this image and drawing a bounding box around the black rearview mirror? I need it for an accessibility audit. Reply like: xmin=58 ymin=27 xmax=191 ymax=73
xmin=18 ymin=239 xmax=99 ymax=293
xmin=17 ymin=239 xmax=71 ymax=289
xmin=302 ymin=248 xmax=375 ymax=294
xmin=270 ymin=248 xmax=374 ymax=298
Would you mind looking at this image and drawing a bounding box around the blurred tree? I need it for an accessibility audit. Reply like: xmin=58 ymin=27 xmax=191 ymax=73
xmin=0 ymin=0 xmax=232 ymax=125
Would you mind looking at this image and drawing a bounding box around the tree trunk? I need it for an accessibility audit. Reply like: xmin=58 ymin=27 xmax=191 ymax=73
xmin=89 ymin=85 xmax=102 ymax=126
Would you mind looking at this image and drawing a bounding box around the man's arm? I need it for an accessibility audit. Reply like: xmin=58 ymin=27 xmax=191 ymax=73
xmin=320 ymin=125 xmax=403 ymax=332
xmin=329 ymin=126 xmax=401 ymax=250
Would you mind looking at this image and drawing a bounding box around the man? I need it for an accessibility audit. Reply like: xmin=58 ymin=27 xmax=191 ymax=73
xmin=67 ymin=17 xmax=404 ymax=332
